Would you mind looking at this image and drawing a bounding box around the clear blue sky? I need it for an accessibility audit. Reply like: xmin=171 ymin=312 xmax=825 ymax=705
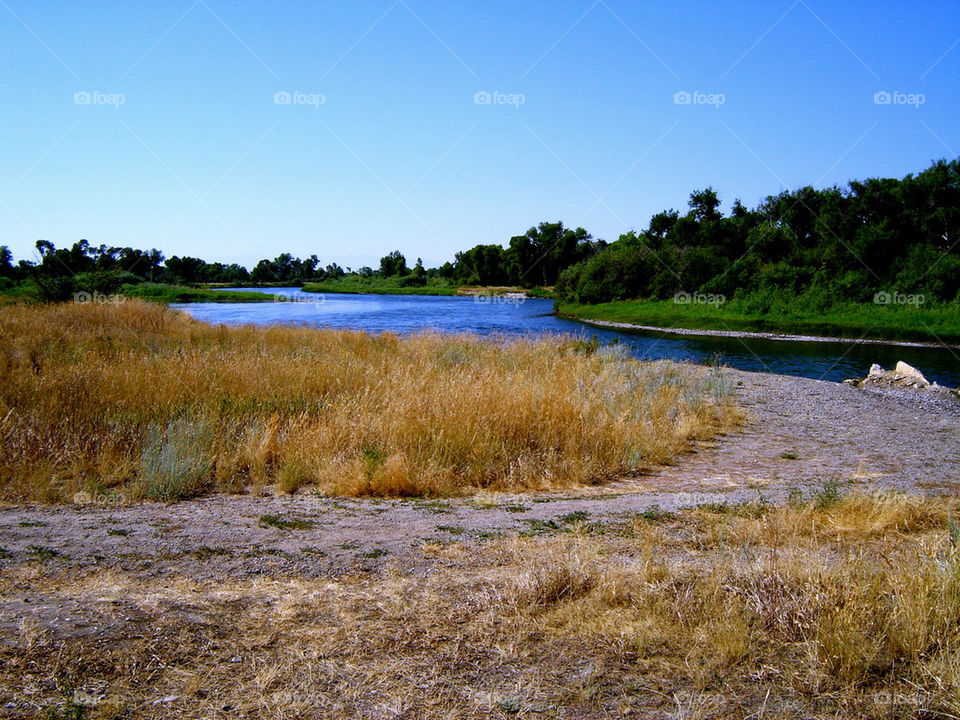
xmin=1 ymin=1 xmax=958 ymax=269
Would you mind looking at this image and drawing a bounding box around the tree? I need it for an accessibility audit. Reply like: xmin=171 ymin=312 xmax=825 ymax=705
xmin=0 ymin=246 xmax=13 ymax=278
xmin=379 ymin=251 xmax=407 ymax=277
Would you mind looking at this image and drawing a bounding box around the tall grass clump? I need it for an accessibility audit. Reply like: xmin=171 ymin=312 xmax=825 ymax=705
xmin=0 ymin=301 xmax=742 ymax=501
xmin=138 ymin=418 xmax=213 ymax=500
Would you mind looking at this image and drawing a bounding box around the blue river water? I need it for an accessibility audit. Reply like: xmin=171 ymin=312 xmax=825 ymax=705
xmin=172 ymin=288 xmax=960 ymax=386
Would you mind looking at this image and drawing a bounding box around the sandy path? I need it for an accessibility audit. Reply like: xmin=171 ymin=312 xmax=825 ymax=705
xmin=2 ymin=369 xmax=958 ymax=580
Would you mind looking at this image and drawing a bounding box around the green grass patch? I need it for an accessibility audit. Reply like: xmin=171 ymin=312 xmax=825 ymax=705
xmin=556 ymin=298 xmax=960 ymax=344
xmin=119 ymin=283 xmax=277 ymax=304
xmin=259 ymin=514 xmax=317 ymax=531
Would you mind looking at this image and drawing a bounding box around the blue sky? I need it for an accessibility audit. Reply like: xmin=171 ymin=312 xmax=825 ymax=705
xmin=1 ymin=1 xmax=958 ymax=269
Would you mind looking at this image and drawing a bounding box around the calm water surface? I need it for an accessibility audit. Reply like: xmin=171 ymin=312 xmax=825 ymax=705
xmin=173 ymin=288 xmax=960 ymax=386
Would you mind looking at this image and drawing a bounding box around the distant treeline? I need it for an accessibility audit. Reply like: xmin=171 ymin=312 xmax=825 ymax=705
xmin=556 ymin=159 xmax=960 ymax=308
xmin=2 ymin=159 xmax=958 ymax=305
xmin=0 ymin=222 xmax=601 ymax=301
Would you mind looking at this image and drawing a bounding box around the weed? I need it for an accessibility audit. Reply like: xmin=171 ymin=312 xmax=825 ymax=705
xmin=359 ymin=548 xmax=388 ymax=559
xmin=259 ymin=514 xmax=316 ymax=531
xmin=192 ymin=546 xmax=230 ymax=561
xmin=28 ymin=544 xmax=60 ymax=560
xmin=814 ymin=478 xmax=843 ymax=509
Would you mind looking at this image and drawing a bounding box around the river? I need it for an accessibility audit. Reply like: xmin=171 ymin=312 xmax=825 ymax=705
xmin=172 ymin=288 xmax=960 ymax=386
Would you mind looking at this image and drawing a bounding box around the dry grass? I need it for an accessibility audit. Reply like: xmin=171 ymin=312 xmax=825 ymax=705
xmin=0 ymin=301 xmax=740 ymax=502
xmin=5 ymin=492 xmax=960 ymax=719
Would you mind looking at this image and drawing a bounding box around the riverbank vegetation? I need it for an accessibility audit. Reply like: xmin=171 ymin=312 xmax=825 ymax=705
xmin=0 ymin=301 xmax=740 ymax=502
xmin=11 ymin=491 xmax=960 ymax=718
xmin=558 ymin=295 xmax=960 ymax=344
xmin=3 ymin=159 xmax=958 ymax=342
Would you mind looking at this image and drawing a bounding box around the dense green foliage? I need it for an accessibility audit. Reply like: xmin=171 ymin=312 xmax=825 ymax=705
xmin=555 ymin=160 xmax=960 ymax=307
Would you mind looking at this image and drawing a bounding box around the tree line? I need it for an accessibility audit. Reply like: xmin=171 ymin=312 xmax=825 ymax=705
xmin=556 ymin=159 xmax=960 ymax=308
xmin=2 ymin=159 xmax=957 ymax=305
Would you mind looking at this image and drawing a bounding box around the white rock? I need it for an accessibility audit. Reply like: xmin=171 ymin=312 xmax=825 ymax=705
xmin=893 ymin=361 xmax=930 ymax=386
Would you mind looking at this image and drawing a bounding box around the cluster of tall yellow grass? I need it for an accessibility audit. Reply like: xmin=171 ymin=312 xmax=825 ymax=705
xmin=0 ymin=301 xmax=740 ymax=501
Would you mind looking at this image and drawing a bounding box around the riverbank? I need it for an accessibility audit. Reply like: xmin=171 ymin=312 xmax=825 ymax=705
xmin=557 ymin=299 xmax=960 ymax=345
xmin=5 ymin=367 xmax=960 ymax=718
xmin=119 ymin=283 xmax=277 ymax=303
xmin=300 ymin=279 xmax=541 ymax=297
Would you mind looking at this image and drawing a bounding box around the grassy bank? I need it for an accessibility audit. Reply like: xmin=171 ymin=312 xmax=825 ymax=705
xmin=10 ymin=491 xmax=960 ymax=718
xmin=557 ymin=298 xmax=960 ymax=344
xmin=0 ymin=301 xmax=740 ymax=502
xmin=301 ymin=277 xmax=540 ymax=297
xmin=302 ymin=277 xmax=458 ymax=295
xmin=117 ymin=283 xmax=277 ymax=303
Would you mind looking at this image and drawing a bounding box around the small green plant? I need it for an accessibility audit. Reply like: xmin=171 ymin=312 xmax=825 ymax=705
xmin=28 ymin=544 xmax=60 ymax=560
xmin=503 ymin=503 xmax=529 ymax=513
xmin=814 ymin=478 xmax=843 ymax=510
xmin=18 ymin=520 xmax=46 ymax=527
xmin=361 ymin=446 xmax=386 ymax=480
xmin=559 ymin=511 xmax=589 ymax=524
xmin=436 ymin=525 xmax=465 ymax=535
xmin=498 ymin=697 xmax=522 ymax=714
xmin=259 ymin=514 xmax=316 ymax=531
xmin=192 ymin=545 xmax=230 ymax=561
xmin=699 ymin=502 xmax=729 ymax=514
xmin=568 ymin=335 xmax=601 ymax=355
xmin=359 ymin=548 xmax=388 ymax=559
xmin=780 ymin=452 xmax=799 ymax=460
xmin=107 ymin=528 xmax=129 ymax=536
xmin=520 ymin=519 xmax=564 ymax=536
xmin=787 ymin=488 xmax=804 ymax=507
xmin=640 ymin=504 xmax=672 ymax=520
xmin=44 ymin=698 xmax=88 ymax=720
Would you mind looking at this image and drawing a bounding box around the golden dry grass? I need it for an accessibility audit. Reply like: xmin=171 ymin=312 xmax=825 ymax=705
xmin=0 ymin=300 xmax=740 ymax=502
xmin=6 ymin=492 xmax=960 ymax=718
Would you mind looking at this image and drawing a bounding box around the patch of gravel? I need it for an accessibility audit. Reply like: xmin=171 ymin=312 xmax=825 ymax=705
xmin=1 ymin=369 xmax=958 ymax=582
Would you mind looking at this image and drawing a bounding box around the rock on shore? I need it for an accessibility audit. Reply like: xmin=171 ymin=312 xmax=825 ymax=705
xmin=844 ymin=360 xmax=958 ymax=395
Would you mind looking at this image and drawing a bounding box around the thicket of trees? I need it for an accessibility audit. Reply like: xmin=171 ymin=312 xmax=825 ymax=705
xmin=556 ymin=159 xmax=960 ymax=307
xmin=3 ymin=159 xmax=958 ymax=305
